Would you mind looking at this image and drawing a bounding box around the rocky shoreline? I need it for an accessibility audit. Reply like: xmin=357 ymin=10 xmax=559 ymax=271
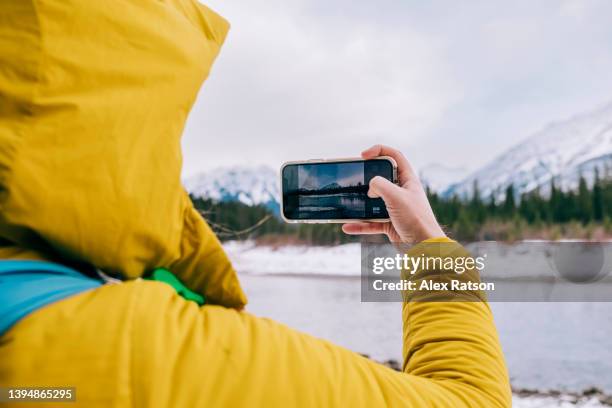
xmin=512 ymin=387 xmax=612 ymax=406
xmin=365 ymin=355 xmax=612 ymax=406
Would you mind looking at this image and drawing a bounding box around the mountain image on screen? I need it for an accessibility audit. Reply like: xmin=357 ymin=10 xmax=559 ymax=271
xmin=321 ymin=182 xmax=341 ymax=190
xmin=290 ymin=162 xmax=368 ymax=219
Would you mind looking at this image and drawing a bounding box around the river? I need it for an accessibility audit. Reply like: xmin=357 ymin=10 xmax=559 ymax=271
xmin=239 ymin=273 xmax=612 ymax=394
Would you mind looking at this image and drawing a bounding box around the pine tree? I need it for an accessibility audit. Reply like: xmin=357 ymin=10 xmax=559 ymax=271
xmin=470 ymin=180 xmax=486 ymax=225
xmin=486 ymin=195 xmax=496 ymax=218
xmin=593 ymin=167 xmax=604 ymax=222
xmin=502 ymin=184 xmax=516 ymax=219
xmin=577 ymin=174 xmax=592 ymax=224
xmin=549 ymin=179 xmax=562 ymax=223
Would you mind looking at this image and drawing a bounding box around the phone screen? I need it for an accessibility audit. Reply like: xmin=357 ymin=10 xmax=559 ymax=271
xmin=281 ymin=159 xmax=394 ymax=221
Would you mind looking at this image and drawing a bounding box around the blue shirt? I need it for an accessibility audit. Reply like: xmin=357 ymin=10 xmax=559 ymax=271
xmin=0 ymin=260 xmax=103 ymax=336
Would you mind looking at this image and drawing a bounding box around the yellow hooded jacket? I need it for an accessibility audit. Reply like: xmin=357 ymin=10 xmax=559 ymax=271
xmin=0 ymin=1 xmax=511 ymax=407
xmin=0 ymin=0 xmax=245 ymax=308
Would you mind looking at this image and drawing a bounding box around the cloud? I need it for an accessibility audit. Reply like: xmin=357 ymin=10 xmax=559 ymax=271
xmin=181 ymin=0 xmax=612 ymax=177
xmin=181 ymin=0 xmax=458 ymax=175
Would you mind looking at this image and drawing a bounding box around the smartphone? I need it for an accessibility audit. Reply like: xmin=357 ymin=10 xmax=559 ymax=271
xmin=280 ymin=157 xmax=398 ymax=223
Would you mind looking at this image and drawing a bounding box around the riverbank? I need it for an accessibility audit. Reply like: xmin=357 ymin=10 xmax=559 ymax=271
xmin=512 ymin=387 xmax=612 ymax=407
xmin=223 ymin=240 xmax=612 ymax=281
xmin=369 ymin=356 xmax=612 ymax=407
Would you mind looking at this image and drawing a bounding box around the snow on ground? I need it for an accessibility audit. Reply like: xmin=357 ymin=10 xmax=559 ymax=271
xmin=223 ymin=240 xmax=612 ymax=281
xmin=223 ymin=241 xmax=361 ymax=276
xmin=513 ymin=395 xmax=608 ymax=407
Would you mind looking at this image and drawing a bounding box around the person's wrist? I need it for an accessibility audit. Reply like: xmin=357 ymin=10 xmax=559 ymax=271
xmin=412 ymin=222 xmax=446 ymax=243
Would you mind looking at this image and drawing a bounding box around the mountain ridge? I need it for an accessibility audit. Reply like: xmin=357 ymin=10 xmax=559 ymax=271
xmin=184 ymin=101 xmax=612 ymax=207
xmin=184 ymin=165 xmax=280 ymax=213
xmin=444 ymin=101 xmax=612 ymax=200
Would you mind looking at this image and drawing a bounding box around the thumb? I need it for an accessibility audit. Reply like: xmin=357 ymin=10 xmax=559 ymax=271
xmin=367 ymin=176 xmax=404 ymax=207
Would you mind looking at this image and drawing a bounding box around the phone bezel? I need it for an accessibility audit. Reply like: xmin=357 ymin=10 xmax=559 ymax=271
xmin=279 ymin=156 xmax=398 ymax=224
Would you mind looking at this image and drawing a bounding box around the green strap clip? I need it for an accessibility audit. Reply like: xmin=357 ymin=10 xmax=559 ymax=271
xmin=145 ymin=268 xmax=205 ymax=306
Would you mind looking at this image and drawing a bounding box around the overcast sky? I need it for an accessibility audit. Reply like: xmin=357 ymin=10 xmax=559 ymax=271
xmin=181 ymin=0 xmax=612 ymax=178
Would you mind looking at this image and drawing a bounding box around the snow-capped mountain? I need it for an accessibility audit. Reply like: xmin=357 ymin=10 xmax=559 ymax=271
xmin=185 ymin=102 xmax=612 ymax=209
xmin=184 ymin=165 xmax=280 ymax=213
xmin=320 ymin=182 xmax=342 ymax=190
xmin=445 ymin=101 xmax=612 ymax=200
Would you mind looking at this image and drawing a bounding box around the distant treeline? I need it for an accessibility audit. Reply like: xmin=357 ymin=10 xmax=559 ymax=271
xmin=429 ymin=169 xmax=612 ymax=241
xmin=191 ymin=196 xmax=355 ymax=245
xmin=191 ymin=169 xmax=612 ymax=244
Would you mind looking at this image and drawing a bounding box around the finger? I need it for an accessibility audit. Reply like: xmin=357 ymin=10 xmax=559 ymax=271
xmin=361 ymin=144 xmax=415 ymax=185
xmin=367 ymin=176 xmax=405 ymax=207
xmin=342 ymin=222 xmax=386 ymax=235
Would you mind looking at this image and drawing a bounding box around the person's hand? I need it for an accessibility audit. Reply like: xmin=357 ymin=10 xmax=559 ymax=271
xmin=342 ymin=145 xmax=446 ymax=243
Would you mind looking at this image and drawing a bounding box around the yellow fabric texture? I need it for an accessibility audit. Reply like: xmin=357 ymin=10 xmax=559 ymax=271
xmin=0 ymin=238 xmax=511 ymax=407
xmin=0 ymin=0 xmax=245 ymax=308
